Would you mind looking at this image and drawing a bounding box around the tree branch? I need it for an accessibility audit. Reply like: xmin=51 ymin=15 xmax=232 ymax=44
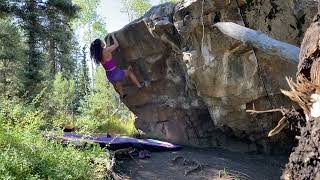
xmin=246 ymin=108 xmax=284 ymax=115
xmin=212 ymin=22 xmax=300 ymax=64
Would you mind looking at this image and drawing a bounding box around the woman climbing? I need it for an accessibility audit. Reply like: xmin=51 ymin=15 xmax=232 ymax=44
xmin=90 ymin=33 xmax=144 ymax=98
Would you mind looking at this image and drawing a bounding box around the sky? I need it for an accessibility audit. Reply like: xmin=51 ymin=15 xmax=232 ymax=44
xmin=85 ymin=0 xmax=162 ymax=77
xmin=97 ymin=0 xmax=161 ymax=32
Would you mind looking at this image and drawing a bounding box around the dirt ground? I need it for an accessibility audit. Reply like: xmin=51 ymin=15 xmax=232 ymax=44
xmin=116 ymin=147 xmax=287 ymax=180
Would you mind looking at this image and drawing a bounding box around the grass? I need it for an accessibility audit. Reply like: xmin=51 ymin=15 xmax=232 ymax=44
xmin=0 ymin=126 xmax=111 ymax=179
xmin=75 ymin=114 xmax=137 ymax=136
xmin=0 ymin=78 xmax=137 ymax=179
xmin=0 ymin=96 xmax=118 ymax=179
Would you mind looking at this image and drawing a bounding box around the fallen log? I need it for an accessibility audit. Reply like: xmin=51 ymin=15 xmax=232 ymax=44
xmin=212 ymin=22 xmax=300 ymax=64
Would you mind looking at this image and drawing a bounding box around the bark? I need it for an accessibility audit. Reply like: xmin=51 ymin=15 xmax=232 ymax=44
xmin=213 ymin=22 xmax=300 ymax=64
xmin=49 ymin=40 xmax=56 ymax=78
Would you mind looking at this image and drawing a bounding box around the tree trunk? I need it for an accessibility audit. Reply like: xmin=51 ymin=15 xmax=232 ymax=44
xmin=24 ymin=0 xmax=42 ymax=97
xmin=213 ymin=22 xmax=300 ymax=64
xmin=49 ymin=40 xmax=56 ymax=78
xmin=280 ymin=1 xmax=320 ymax=179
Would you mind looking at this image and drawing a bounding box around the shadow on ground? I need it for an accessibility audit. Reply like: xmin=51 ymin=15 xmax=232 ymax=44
xmin=117 ymin=147 xmax=287 ymax=180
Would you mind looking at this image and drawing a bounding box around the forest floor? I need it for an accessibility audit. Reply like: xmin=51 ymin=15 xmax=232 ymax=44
xmin=116 ymin=147 xmax=287 ymax=180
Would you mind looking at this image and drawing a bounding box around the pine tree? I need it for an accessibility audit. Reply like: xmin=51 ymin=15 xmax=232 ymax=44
xmin=74 ymin=45 xmax=91 ymax=110
xmin=45 ymin=0 xmax=79 ymax=79
xmin=21 ymin=0 xmax=45 ymax=97
xmin=0 ymin=0 xmax=79 ymax=98
xmin=46 ymin=72 xmax=76 ymax=118
xmin=78 ymin=46 xmax=91 ymax=98
xmin=0 ymin=18 xmax=26 ymax=97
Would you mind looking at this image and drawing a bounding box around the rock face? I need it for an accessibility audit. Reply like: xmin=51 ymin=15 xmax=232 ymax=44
xmin=110 ymin=0 xmax=318 ymax=153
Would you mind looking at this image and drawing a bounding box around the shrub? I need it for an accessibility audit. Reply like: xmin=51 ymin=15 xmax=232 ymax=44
xmin=77 ymin=66 xmax=136 ymax=135
xmin=0 ymin=126 xmax=109 ymax=179
xmin=0 ymin=96 xmax=111 ymax=179
xmin=0 ymin=67 xmax=137 ymax=179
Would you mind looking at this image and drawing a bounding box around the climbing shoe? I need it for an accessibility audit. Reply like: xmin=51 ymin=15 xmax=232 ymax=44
xmin=139 ymin=81 xmax=145 ymax=89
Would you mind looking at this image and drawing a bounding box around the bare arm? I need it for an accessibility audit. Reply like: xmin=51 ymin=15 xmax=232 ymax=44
xmin=106 ymin=33 xmax=119 ymax=52
xmin=106 ymin=36 xmax=110 ymax=46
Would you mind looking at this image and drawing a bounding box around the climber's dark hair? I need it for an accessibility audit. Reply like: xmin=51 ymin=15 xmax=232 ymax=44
xmin=90 ymin=39 xmax=103 ymax=64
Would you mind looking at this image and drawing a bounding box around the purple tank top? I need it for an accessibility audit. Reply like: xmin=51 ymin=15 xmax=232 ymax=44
xmin=102 ymin=59 xmax=116 ymax=71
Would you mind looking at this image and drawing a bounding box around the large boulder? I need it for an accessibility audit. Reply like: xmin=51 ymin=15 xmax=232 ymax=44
xmin=110 ymin=0 xmax=318 ymax=153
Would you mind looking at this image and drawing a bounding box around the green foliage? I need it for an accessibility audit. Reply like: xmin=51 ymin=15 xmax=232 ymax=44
xmin=80 ymin=67 xmax=117 ymax=117
xmin=40 ymin=73 xmax=77 ymax=128
xmin=121 ymin=0 xmax=152 ymax=21
xmin=72 ymin=0 xmax=107 ymax=43
xmin=20 ymin=0 xmax=46 ymax=98
xmin=0 ymin=123 xmax=108 ymax=179
xmin=0 ymin=96 xmax=43 ymax=130
xmin=24 ymin=66 xmax=136 ymax=136
xmin=76 ymin=114 xmax=136 ymax=136
xmin=82 ymin=18 xmax=108 ymax=44
xmin=45 ymin=0 xmax=79 ymax=79
xmin=1 ymin=0 xmax=79 ymax=98
xmin=71 ymin=0 xmax=107 ymax=91
xmin=0 ymin=18 xmax=26 ymax=97
xmin=78 ymin=66 xmax=136 ymax=135
xmin=0 ymin=1 xmax=11 ymax=17
xmin=0 ymin=96 xmax=111 ymax=179
xmin=89 ymin=20 xmax=108 ymax=40
xmin=0 ymin=2 xmax=138 ymax=178
xmin=74 ymin=46 xmax=91 ymax=110
xmin=50 ymin=73 xmax=76 ymax=115
xmin=72 ymin=0 xmax=100 ymax=26
xmin=47 ymin=0 xmax=80 ymax=18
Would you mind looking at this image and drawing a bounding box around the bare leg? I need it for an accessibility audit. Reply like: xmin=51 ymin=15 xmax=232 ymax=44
xmin=113 ymin=82 xmax=125 ymax=97
xmin=124 ymin=69 xmax=142 ymax=88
